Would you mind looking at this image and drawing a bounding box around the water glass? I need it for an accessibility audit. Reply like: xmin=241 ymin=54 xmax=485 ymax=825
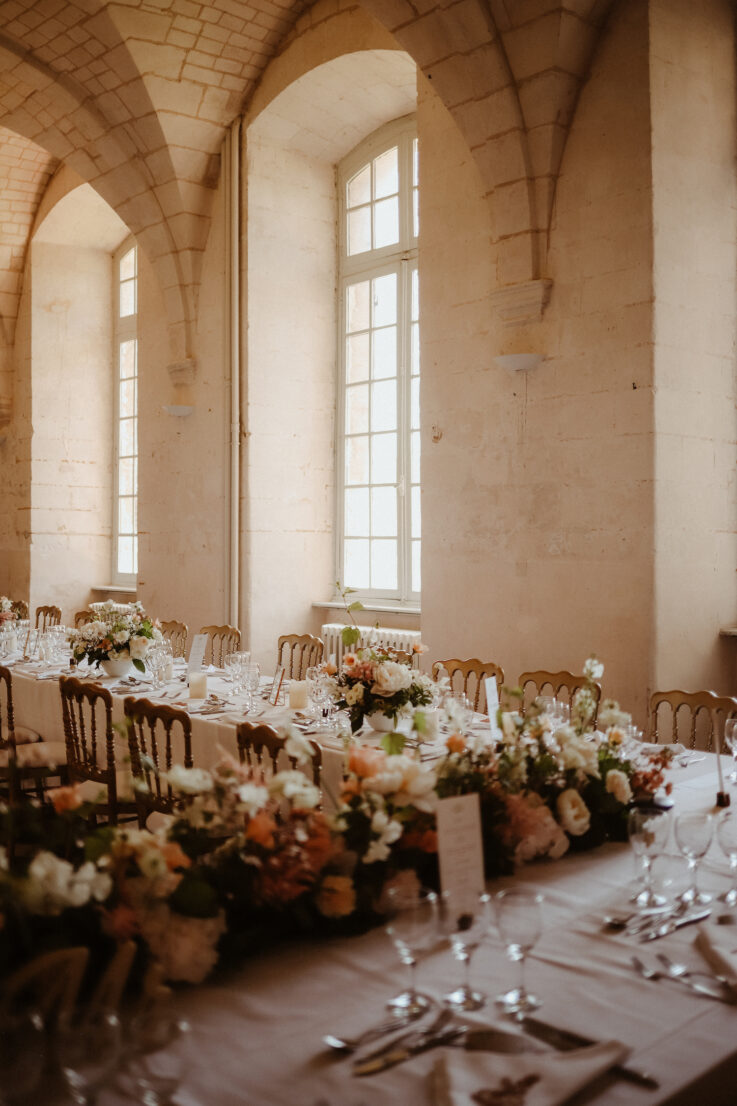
xmin=56 ymin=1010 xmax=122 ymax=1105
xmin=225 ymin=652 xmax=243 ymax=694
xmin=716 ymin=810 xmax=737 ymax=906
xmin=438 ymin=890 xmax=490 ymax=1011
xmin=121 ymin=1012 xmax=191 ymax=1106
xmin=724 ymin=720 xmax=737 ymax=784
xmin=384 ymin=885 xmax=438 ymax=1017
xmin=674 ymin=812 xmax=713 ymax=905
xmin=243 ymin=662 xmax=261 ymax=710
xmin=628 ymin=807 xmax=671 ymax=907
xmin=494 ymin=888 xmax=543 ymax=1018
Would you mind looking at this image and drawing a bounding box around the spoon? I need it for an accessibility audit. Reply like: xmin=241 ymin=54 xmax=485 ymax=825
xmin=322 ymin=1012 xmax=418 ymax=1053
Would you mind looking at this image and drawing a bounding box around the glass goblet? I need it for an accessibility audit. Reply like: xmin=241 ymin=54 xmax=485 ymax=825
xmin=724 ymin=720 xmax=737 ymax=784
xmin=628 ymin=807 xmax=671 ymax=908
xmin=494 ymin=888 xmax=543 ymax=1019
xmin=122 ymin=1012 xmax=191 ymax=1106
xmin=56 ymin=1010 xmax=122 ymax=1105
xmin=439 ymin=890 xmax=490 ymax=1011
xmin=384 ymin=885 xmax=438 ymax=1017
xmin=716 ymin=810 xmax=737 ymax=907
xmin=674 ymin=812 xmax=713 ymax=905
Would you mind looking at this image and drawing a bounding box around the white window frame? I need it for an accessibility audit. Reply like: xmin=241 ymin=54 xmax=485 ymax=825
xmin=335 ymin=115 xmax=420 ymax=603
xmin=112 ymin=239 xmax=138 ymax=587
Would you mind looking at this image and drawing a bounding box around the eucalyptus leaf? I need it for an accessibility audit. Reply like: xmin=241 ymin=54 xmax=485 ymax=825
xmin=132 ymin=658 xmax=146 ymax=673
xmin=381 ymin=732 xmax=406 ymax=756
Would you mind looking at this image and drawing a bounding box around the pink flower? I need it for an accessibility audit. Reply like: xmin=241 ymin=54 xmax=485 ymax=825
xmin=348 ymin=746 xmax=387 ymax=778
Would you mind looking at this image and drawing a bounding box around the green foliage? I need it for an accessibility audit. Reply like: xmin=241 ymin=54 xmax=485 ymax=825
xmin=341 ymin=625 xmax=361 ymax=647
xmin=381 ymin=732 xmax=406 ymax=756
xmin=168 ymin=869 xmax=220 ymax=919
xmin=132 ymin=658 xmax=146 ymax=673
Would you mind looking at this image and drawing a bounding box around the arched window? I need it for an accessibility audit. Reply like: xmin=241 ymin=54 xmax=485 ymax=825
xmin=113 ymin=240 xmax=138 ymax=584
xmin=337 ymin=116 xmax=419 ymax=601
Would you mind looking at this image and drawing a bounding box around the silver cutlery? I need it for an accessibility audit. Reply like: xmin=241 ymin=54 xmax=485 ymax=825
xmin=631 ymin=955 xmax=733 ymax=1002
xmin=638 ymin=906 xmax=711 ymax=941
xmin=655 ymin=953 xmax=736 ymax=1001
xmin=517 ymin=1016 xmax=659 ymax=1090
xmin=322 ymin=1013 xmax=419 ymax=1053
xmin=352 ymin=1010 xmax=458 ymax=1076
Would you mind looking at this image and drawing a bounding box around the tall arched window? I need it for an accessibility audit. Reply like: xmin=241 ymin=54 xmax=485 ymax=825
xmin=113 ymin=240 xmax=138 ymax=584
xmin=337 ymin=116 xmax=419 ymax=601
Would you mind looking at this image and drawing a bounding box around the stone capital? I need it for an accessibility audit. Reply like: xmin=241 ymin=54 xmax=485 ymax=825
xmin=490 ymin=278 xmax=552 ymax=326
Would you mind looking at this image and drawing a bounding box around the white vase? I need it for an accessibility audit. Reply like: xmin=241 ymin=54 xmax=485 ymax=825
xmin=101 ymin=653 xmax=133 ymax=678
xmin=366 ymin=709 xmax=398 ymax=732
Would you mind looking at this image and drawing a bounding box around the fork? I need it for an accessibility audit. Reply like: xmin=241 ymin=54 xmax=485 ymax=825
xmin=656 ymin=953 xmax=735 ymax=997
xmin=632 ymin=955 xmax=734 ymax=1002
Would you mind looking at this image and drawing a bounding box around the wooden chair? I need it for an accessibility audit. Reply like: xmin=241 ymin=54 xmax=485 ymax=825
xmin=73 ymin=610 xmax=93 ymax=628
xmin=12 ymin=599 xmax=28 ymax=620
xmin=35 ymin=605 xmax=62 ymax=631
xmin=199 ymin=624 xmax=240 ymax=667
xmin=160 ymin=619 xmax=188 ymax=658
xmin=432 ymin=658 xmax=505 ymax=713
xmin=277 ymin=634 xmax=324 ymax=680
xmin=59 ymin=676 xmax=135 ymax=825
xmin=236 ymin=721 xmax=322 ymax=787
xmin=647 ymin=689 xmax=737 ymax=752
xmin=124 ymin=697 xmax=193 ymax=821
xmin=518 ymin=669 xmax=601 ymax=719
xmin=0 ymin=666 xmax=67 ymax=804
xmin=1 ymin=947 xmax=89 ymax=1024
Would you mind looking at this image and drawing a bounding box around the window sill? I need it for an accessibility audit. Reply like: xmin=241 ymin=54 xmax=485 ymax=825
xmin=314 ymin=600 xmax=421 ymax=617
xmin=90 ymin=585 xmax=138 ymax=595
xmin=720 ymin=627 xmax=737 ymax=638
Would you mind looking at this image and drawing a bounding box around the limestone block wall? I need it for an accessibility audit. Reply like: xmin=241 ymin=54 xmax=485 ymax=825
xmin=0 ymin=272 xmax=31 ymax=602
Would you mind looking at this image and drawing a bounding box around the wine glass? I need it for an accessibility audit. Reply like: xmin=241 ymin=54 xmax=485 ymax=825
xmin=494 ymin=888 xmax=543 ymax=1018
xmin=724 ymin=720 xmax=737 ymax=784
xmin=0 ymin=1010 xmax=45 ymax=1104
xmin=56 ymin=1009 xmax=122 ymax=1105
xmin=243 ymin=662 xmax=261 ymax=711
xmin=122 ymin=1011 xmax=191 ymax=1106
xmin=674 ymin=812 xmax=713 ymax=905
xmin=383 ymin=885 xmax=438 ymax=1017
xmin=438 ymin=890 xmax=490 ymax=1011
xmin=716 ymin=810 xmax=737 ymax=906
xmin=628 ymin=807 xmax=671 ymax=907
xmin=224 ymin=652 xmax=243 ymax=696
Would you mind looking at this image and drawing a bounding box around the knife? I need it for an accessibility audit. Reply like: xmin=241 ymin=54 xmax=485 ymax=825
xmin=639 ymin=907 xmax=711 ymax=942
xmin=519 ymin=1017 xmax=659 ymax=1090
xmin=352 ymin=1026 xmax=464 ymax=1075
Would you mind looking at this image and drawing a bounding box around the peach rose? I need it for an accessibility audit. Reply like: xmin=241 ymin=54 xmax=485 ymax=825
xmin=48 ymin=784 xmax=84 ymax=814
xmin=348 ymin=745 xmax=387 ymax=778
xmin=344 ymin=654 xmax=356 ymax=666
xmin=160 ymin=841 xmax=191 ymax=872
xmin=325 ymin=662 xmax=338 ymax=675
xmin=446 ymin=733 xmax=466 ymax=754
xmin=245 ymin=811 xmax=278 ymax=850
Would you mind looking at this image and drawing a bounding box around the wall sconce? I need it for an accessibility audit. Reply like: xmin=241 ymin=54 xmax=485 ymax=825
xmin=162 ymin=405 xmax=194 ymax=417
xmin=493 ymin=354 xmax=545 ymax=372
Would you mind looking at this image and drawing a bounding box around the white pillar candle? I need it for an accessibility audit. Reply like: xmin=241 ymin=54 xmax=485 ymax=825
xmin=164 ymin=657 xmax=174 ymax=682
xmin=189 ymin=672 xmax=208 ymax=698
xmin=423 ymin=707 xmax=440 ymax=739
xmin=289 ymin=680 xmax=309 ymax=709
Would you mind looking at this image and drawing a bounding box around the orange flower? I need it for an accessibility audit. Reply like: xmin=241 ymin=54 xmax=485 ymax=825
xmin=348 ymin=745 xmax=386 ymax=778
xmin=48 ymin=784 xmax=84 ymax=813
xmin=446 ymin=733 xmax=466 ymax=754
xmin=160 ymin=841 xmax=191 ymax=871
xmin=344 ymin=653 xmax=356 ymax=666
xmin=340 ymin=778 xmax=361 ymax=801
xmin=325 ymin=662 xmax=338 ymax=675
xmin=245 ymin=811 xmax=277 ymax=850
xmin=412 ymin=642 xmax=429 ymax=654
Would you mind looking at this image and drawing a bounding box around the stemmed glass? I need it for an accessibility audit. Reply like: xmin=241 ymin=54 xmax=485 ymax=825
xmin=225 ymin=652 xmax=243 ymax=696
xmin=674 ymin=812 xmax=713 ymax=905
xmin=0 ymin=1010 xmax=45 ymax=1104
xmin=243 ymin=662 xmax=260 ymax=711
xmin=56 ymin=1010 xmax=122 ymax=1105
xmin=121 ymin=1011 xmax=191 ymax=1106
xmin=384 ymin=885 xmax=438 ymax=1017
xmin=438 ymin=890 xmax=490 ymax=1011
xmin=494 ymin=888 xmax=543 ymax=1018
xmin=724 ymin=720 xmax=737 ymax=784
xmin=716 ymin=810 xmax=737 ymax=906
xmin=628 ymin=807 xmax=671 ymax=907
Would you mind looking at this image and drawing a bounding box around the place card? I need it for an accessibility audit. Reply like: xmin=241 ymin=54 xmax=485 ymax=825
xmin=269 ymin=665 xmax=286 ymax=706
xmin=435 ymin=793 xmax=485 ymax=910
xmin=188 ymin=633 xmax=208 ymax=674
xmin=485 ymin=676 xmax=502 ymax=742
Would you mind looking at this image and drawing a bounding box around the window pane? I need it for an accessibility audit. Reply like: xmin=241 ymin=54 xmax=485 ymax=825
xmin=411 ymin=485 xmax=421 ymax=539
xmin=345 ymin=539 xmax=369 ymax=589
xmin=372 ymin=432 xmax=397 ymax=485
xmin=410 ymin=376 xmax=420 ymax=430
xmin=413 ymin=188 xmax=419 ymax=239
xmin=120 ymin=278 xmax=136 ymax=318
xmin=120 ymin=340 xmax=137 ymax=379
xmin=413 ymin=138 xmax=419 ymax=188
xmin=347 ymin=281 xmax=370 ymax=333
xmin=348 ymin=206 xmax=371 ymax=255
xmin=410 ymin=431 xmax=420 ymax=485
xmin=371 ymin=539 xmax=397 ymax=590
xmin=345 ymin=487 xmax=369 ymax=536
xmin=373 ymin=197 xmax=399 ymax=249
xmin=119 ymin=457 xmax=136 ymax=497
xmin=371 ymin=486 xmax=397 ymax=537
xmin=347 ymin=333 xmax=369 ymax=383
xmin=372 ymin=273 xmax=396 ymax=327
xmin=118 ymin=536 xmax=135 ymax=577
xmin=120 ymin=246 xmax=136 ymax=281
xmin=119 ymin=417 xmax=137 ymax=457
xmin=374 ymin=146 xmax=398 ymax=199
xmin=347 ymin=164 xmax=370 ymax=208
xmin=371 ymin=380 xmax=396 ymax=433
xmin=412 ymin=540 xmax=421 ymax=593
xmin=412 ymin=269 xmax=419 ymax=323
xmin=346 ymin=384 xmax=369 ymax=435
xmin=118 ymin=496 xmax=136 ymax=536
xmin=345 ymin=436 xmax=369 ymax=485
xmin=411 ymin=322 xmax=420 ymax=376
xmin=372 ymin=326 xmax=396 ymax=380
xmin=120 ymin=377 xmax=136 ymax=418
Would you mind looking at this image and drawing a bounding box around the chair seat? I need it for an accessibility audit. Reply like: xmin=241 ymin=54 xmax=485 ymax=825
xmin=0 ymin=740 xmax=67 ymax=768
xmin=76 ymin=771 xmax=137 ymax=805
xmin=11 ymin=725 xmax=42 ymax=746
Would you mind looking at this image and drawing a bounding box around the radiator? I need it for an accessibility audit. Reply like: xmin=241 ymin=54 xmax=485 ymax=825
xmin=320 ymin=623 xmax=422 ymax=666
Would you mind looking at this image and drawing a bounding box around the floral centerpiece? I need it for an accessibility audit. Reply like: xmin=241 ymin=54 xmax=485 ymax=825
xmin=331 ymin=646 xmax=435 ymax=732
xmin=67 ymin=601 xmax=161 ymax=673
xmin=0 ymin=596 xmax=18 ymax=622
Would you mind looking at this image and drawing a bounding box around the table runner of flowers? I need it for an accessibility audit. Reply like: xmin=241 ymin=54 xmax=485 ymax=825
xmin=0 ymin=659 xmax=672 ymax=989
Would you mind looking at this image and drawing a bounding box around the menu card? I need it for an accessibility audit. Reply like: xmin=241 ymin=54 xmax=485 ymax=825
xmin=485 ymin=676 xmax=502 ymax=742
xmin=188 ymin=633 xmax=208 ymax=674
xmin=269 ymin=665 xmax=286 ymax=706
xmin=436 ymin=793 xmax=485 ymax=909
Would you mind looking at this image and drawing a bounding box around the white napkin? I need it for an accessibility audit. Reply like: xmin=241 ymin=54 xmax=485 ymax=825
xmin=694 ymin=923 xmax=737 ymax=996
xmin=433 ymin=1039 xmax=629 ymax=1106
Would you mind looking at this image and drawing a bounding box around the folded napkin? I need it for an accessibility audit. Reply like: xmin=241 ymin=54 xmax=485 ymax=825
xmin=433 ymin=1039 xmax=629 ymax=1106
xmin=695 ymin=923 xmax=737 ymax=995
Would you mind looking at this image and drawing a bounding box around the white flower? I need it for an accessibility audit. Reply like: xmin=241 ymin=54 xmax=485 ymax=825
xmin=598 ymin=699 xmax=632 ymax=731
xmin=113 ymin=630 xmax=129 ymax=644
xmin=605 ymin=769 xmax=632 ymax=804
xmin=269 ymin=770 xmax=320 ymax=809
xmin=583 ymin=656 xmax=604 ymax=682
xmin=236 ymin=782 xmax=270 ymax=815
xmin=137 ymin=903 xmax=226 ymax=984
xmin=500 ymin=712 xmax=520 ymax=742
xmin=345 ymin=683 xmax=365 ymax=706
xmin=0 ymin=597 xmax=11 ymax=612
xmin=556 ymin=789 xmax=591 ymax=836
xmin=557 ymin=729 xmax=600 ymax=778
xmin=371 ymin=661 xmax=412 ymax=696
xmin=20 ymin=853 xmax=112 ymax=915
xmin=167 ymin=765 xmax=214 ymax=794
xmin=138 ymin=849 xmax=169 ymax=880
xmin=129 ymin=635 xmax=149 ymax=660
xmin=365 ymin=808 xmax=403 ymax=863
xmin=283 ymin=726 xmax=316 ymax=766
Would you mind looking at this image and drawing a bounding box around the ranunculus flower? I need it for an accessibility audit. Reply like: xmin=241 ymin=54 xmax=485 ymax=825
xmin=605 ymin=768 xmax=632 ymax=804
xmin=316 ymin=875 xmax=356 ymax=918
xmin=556 ymin=789 xmax=591 ymax=836
xmin=446 ymin=733 xmax=466 ymax=754
xmin=348 ymin=745 xmax=386 ymax=778
xmin=371 ymin=660 xmax=412 ymax=696
xmin=47 ymin=784 xmax=84 ymax=813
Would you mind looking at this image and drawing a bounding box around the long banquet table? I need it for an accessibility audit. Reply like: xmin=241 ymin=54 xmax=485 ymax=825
xmin=7 ymin=663 xmax=737 ymax=1105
